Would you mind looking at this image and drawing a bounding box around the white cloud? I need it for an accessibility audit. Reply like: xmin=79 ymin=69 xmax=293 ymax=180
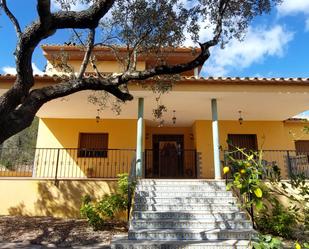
xmin=1 ymin=63 xmax=44 ymax=75
xmin=2 ymin=66 xmax=16 ymax=75
xmin=51 ymin=0 xmax=90 ymax=12
xmin=202 ymin=25 xmax=294 ymax=76
xmin=294 ymin=110 xmax=309 ymax=119
xmin=32 ymin=63 xmax=44 ymax=75
xmin=277 ymin=0 xmax=309 ymax=31
xmin=183 ymin=19 xmax=214 ymax=47
xmin=277 ymin=0 xmax=309 ymax=15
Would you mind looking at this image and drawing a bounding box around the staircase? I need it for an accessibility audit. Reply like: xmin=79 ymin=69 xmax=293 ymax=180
xmin=112 ymin=179 xmax=256 ymax=249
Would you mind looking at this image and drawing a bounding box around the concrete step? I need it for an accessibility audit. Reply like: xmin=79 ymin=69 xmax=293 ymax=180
xmin=133 ymin=203 xmax=240 ymax=212
xmin=134 ymin=197 xmax=237 ymax=205
xmin=136 ymin=190 xmax=233 ymax=198
xmin=139 ymin=179 xmax=226 ymax=186
xmin=128 ymin=228 xmax=255 ymax=241
xmin=130 ymin=220 xmax=253 ymax=230
xmin=112 ymin=235 xmax=252 ymax=249
xmin=132 ymin=211 xmax=248 ymax=221
xmin=136 ymin=185 xmax=227 ymax=192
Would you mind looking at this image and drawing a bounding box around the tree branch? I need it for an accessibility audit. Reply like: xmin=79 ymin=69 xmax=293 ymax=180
xmin=77 ymin=28 xmax=95 ymax=79
xmin=0 ymin=0 xmax=115 ymax=120
xmin=0 ymin=76 xmax=133 ymax=143
xmin=52 ymin=0 xmax=115 ymax=30
xmin=0 ymin=0 xmax=22 ymax=39
xmin=28 ymin=77 xmax=133 ymax=105
xmin=37 ymin=0 xmax=52 ymax=28
xmin=118 ymin=0 xmax=229 ymax=85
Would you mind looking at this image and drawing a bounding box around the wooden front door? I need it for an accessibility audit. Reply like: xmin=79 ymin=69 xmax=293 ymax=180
xmin=152 ymin=134 xmax=184 ymax=178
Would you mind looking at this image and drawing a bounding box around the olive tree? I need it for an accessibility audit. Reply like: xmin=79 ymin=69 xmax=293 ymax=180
xmin=0 ymin=0 xmax=281 ymax=143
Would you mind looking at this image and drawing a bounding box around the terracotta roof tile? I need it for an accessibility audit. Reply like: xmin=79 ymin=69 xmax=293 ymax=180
xmin=1 ymin=74 xmax=309 ymax=85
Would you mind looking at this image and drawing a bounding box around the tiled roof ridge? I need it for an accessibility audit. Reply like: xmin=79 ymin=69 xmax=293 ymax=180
xmin=1 ymin=74 xmax=309 ymax=82
xmin=41 ymin=44 xmax=200 ymax=49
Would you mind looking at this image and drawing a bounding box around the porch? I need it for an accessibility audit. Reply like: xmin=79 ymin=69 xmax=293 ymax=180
xmin=0 ymin=147 xmax=308 ymax=179
xmin=2 ymin=78 xmax=309 ymax=180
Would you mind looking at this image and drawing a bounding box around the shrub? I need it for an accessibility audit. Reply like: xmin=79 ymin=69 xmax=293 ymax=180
xmin=256 ymin=200 xmax=297 ymax=239
xmin=252 ymin=234 xmax=282 ymax=249
xmin=225 ymin=147 xmax=308 ymax=241
xmin=80 ymin=173 xmax=134 ymax=230
xmin=80 ymin=195 xmax=105 ymax=230
xmin=224 ymin=150 xmax=266 ymax=210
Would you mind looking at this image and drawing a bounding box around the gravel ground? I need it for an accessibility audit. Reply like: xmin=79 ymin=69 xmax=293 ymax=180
xmin=0 ymin=216 xmax=127 ymax=248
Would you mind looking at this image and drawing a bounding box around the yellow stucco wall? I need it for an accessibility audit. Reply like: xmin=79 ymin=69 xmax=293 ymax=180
xmin=192 ymin=121 xmax=214 ymax=178
xmin=0 ymin=179 xmax=119 ymax=218
xmin=2 ymin=119 xmax=309 ymax=218
xmin=46 ymin=60 xmax=146 ymax=75
xmin=36 ymin=118 xmax=137 ymax=148
xmin=35 ymin=118 xmax=137 ymax=178
xmin=34 ymin=118 xmax=309 ymax=179
xmin=193 ymin=120 xmax=309 ymax=179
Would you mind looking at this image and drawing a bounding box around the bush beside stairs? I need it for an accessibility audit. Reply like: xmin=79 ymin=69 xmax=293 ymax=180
xmin=112 ymin=179 xmax=256 ymax=249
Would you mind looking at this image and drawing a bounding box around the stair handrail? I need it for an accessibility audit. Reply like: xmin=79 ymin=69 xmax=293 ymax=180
xmin=127 ymin=156 xmax=136 ymax=222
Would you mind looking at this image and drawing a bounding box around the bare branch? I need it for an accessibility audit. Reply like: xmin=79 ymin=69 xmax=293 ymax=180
xmin=72 ymin=29 xmax=86 ymax=46
xmin=37 ymin=0 xmax=52 ymax=27
xmin=94 ymin=43 xmax=127 ymax=69
xmin=52 ymin=0 xmax=115 ymax=30
xmin=78 ymin=28 xmax=95 ymax=79
xmin=213 ymin=0 xmax=230 ymax=42
xmin=0 ymin=76 xmax=132 ymax=143
xmin=127 ymin=27 xmax=153 ymax=71
xmin=118 ymin=0 xmax=229 ymax=85
xmin=0 ymin=0 xmax=22 ymax=38
xmin=118 ymin=43 xmax=210 ymax=85
xmin=31 ymin=77 xmax=133 ymax=102
xmin=0 ymin=0 xmax=115 ymax=119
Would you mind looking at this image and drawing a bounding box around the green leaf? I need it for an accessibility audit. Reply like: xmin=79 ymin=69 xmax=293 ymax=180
xmin=255 ymin=199 xmax=264 ymax=210
xmin=226 ymin=183 xmax=232 ymax=190
xmin=264 ymin=235 xmax=272 ymax=242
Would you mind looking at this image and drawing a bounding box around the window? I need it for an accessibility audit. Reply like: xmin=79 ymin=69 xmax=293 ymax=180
xmin=295 ymin=140 xmax=309 ymax=153
xmin=227 ymin=134 xmax=258 ymax=150
xmin=78 ymin=133 xmax=108 ymax=158
xmin=227 ymin=134 xmax=258 ymax=159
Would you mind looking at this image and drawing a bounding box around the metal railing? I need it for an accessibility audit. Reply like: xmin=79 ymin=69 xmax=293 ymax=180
xmin=144 ymin=149 xmax=197 ymax=178
xmin=222 ymin=150 xmax=309 ymax=179
xmin=127 ymin=157 xmax=136 ymax=221
xmin=0 ymin=147 xmax=135 ymax=179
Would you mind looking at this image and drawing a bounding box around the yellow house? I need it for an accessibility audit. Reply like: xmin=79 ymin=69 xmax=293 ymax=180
xmin=0 ymin=45 xmax=309 ymax=217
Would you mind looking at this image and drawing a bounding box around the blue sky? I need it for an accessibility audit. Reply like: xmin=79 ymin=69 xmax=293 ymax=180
xmin=0 ymin=0 xmax=309 ymax=78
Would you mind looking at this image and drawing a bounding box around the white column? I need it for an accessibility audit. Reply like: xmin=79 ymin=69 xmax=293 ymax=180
xmin=194 ymin=67 xmax=199 ymax=79
xmin=211 ymin=98 xmax=221 ymax=179
xmin=136 ymin=98 xmax=144 ymax=177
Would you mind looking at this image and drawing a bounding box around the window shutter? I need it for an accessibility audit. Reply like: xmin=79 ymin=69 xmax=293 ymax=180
xmin=295 ymin=140 xmax=309 ymax=153
xmin=78 ymin=133 xmax=108 ymax=157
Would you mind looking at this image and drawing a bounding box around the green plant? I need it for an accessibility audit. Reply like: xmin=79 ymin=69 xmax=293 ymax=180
xmin=256 ymin=200 xmax=297 ymax=239
xmin=252 ymin=234 xmax=283 ymax=249
xmin=80 ymin=195 xmax=105 ymax=230
xmin=225 ymin=147 xmax=308 ymax=241
xmin=80 ymin=173 xmax=134 ymax=230
xmin=302 ymin=242 xmax=309 ymax=249
xmin=224 ymin=149 xmax=265 ymax=210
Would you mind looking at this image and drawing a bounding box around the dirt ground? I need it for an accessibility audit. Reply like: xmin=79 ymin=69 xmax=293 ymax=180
xmin=0 ymin=216 xmax=127 ymax=247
